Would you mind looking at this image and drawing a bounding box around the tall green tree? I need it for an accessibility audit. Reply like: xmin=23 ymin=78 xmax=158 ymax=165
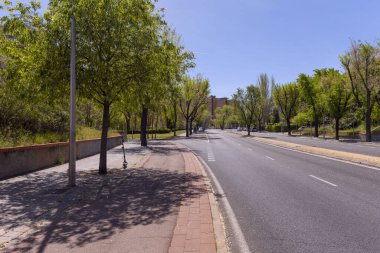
xmin=273 ymin=83 xmax=299 ymax=135
xmin=42 ymin=0 xmax=166 ymax=173
xmin=179 ymin=75 xmax=210 ymax=137
xmin=232 ymin=85 xmax=261 ymax=136
xmin=213 ymin=105 xmax=233 ymax=130
xmin=340 ymin=42 xmax=380 ymax=142
xmin=256 ymin=73 xmax=271 ymax=131
xmin=317 ymin=69 xmax=351 ymax=140
xmin=298 ymin=73 xmax=325 ymax=137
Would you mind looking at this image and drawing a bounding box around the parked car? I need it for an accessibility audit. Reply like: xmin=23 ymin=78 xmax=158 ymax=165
xmin=298 ymin=126 xmax=306 ymax=131
xmin=198 ymin=127 xmax=204 ymax=132
xmin=237 ymin=127 xmax=243 ymax=131
xmin=251 ymin=128 xmax=257 ymax=132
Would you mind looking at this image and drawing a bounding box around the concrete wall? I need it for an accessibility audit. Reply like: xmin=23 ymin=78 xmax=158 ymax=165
xmin=359 ymin=134 xmax=380 ymax=142
xmin=0 ymin=136 xmax=123 ymax=179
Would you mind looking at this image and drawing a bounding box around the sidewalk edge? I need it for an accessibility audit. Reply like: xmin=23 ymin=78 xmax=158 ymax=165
xmin=175 ymin=143 xmax=229 ymax=253
xmin=194 ymin=154 xmax=229 ymax=253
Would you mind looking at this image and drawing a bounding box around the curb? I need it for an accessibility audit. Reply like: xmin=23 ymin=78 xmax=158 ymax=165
xmin=250 ymin=136 xmax=380 ymax=170
xmin=194 ymin=153 xmax=229 ymax=253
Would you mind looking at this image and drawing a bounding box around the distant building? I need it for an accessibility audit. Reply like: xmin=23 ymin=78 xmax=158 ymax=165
xmin=208 ymin=96 xmax=229 ymax=119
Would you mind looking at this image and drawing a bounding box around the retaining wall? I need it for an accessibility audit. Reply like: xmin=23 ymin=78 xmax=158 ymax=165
xmin=0 ymin=136 xmax=123 ymax=179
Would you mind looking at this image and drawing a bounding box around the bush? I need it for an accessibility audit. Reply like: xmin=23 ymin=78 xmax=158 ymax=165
xmin=267 ymin=123 xmax=297 ymax=132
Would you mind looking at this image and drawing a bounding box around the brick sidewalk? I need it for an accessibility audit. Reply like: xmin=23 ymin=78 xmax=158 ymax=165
xmin=169 ymin=150 xmax=217 ymax=253
xmin=1 ymin=141 xmax=225 ymax=253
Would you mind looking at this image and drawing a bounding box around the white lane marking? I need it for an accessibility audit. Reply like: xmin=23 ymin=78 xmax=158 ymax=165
xmin=197 ymin=156 xmax=251 ymax=253
xmin=207 ymin=144 xmax=215 ymax=162
xmin=309 ymin=175 xmax=337 ymax=187
xmin=265 ymin=156 xmax=275 ymax=161
xmin=251 ymin=139 xmax=380 ymax=172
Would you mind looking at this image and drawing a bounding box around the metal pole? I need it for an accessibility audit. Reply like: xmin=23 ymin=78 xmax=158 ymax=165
xmin=68 ymin=1 xmax=76 ymax=187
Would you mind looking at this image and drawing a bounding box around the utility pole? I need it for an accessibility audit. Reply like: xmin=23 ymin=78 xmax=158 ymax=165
xmin=68 ymin=1 xmax=76 ymax=187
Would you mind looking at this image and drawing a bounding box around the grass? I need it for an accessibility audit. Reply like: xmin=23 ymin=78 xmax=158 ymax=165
xmin=0 ymin=127 xmax=121 ymax=148
xmin=127 ymin=130 xmax=186 ymax=140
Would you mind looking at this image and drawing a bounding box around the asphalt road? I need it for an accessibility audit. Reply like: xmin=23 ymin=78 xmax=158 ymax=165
xmin=179 ymin=129 xmax=380 ymax=253
xmin=241 ymin=131 xmax=380 ymax=157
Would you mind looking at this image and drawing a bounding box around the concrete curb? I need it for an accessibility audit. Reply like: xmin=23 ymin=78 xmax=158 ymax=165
xmin=194 ymin=153 xmax=229 ymax=253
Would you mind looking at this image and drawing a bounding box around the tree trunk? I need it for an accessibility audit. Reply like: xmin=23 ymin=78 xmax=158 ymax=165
xmin=335 ymin=117 xmax=340 ymax=140
xmin=247 ymin=125 xmax=251 ymax=136
xmin=141 ymin=106 xmax=148 ymax=146
xmin=185 ymin=119 xmax=190 ymax=137
xmin=287 ymin=119 xmax=291 ymax=136
xmin=173 ymin=105 xmax=177 ymax=136
xmin=99 ymin=102 xmax=110 ymax=175
xmin=365 ymin=108 xmax=372 ymax=142
xmin=189 ymin=119 xmax=193 ymax=135
xmin=126 ymin=112 xmax=131 ymax=137
xmin=314 ymin=118 xmax=319 ymax=137
xmin=151 ymin=113 xmax=154 ymax=139
xmin=122 ymin=112 xmax=130 ymax=140
xmin=155 ymin=112 xmax=158 ymax=139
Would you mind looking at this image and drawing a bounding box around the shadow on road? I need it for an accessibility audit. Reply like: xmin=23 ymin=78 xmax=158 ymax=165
xmin=1 ymin=144 xmax=206 ymax=253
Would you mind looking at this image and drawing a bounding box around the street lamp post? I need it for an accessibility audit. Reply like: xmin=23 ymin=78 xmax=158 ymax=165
xmin=68 ymin=2 xmax=76 ymax=187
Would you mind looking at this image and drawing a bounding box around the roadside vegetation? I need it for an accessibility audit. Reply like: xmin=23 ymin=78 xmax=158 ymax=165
xmin=0 ymin=0 xmax=210 ymax=174
xmin=217 ymin=44 xmax=380 ymax=142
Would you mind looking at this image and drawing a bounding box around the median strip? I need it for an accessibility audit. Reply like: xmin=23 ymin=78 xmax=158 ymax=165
xmin=250 ymin=136 xmax=380 ymax=170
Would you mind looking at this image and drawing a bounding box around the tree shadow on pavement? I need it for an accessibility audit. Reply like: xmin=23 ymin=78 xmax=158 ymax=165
xmin=1 ymin=161 xmax=206 ymax=252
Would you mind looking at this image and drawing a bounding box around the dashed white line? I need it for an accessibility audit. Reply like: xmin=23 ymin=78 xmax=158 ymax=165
xmin=309 ymin=175 xmax=337 ymax=187
xmin=265 ymin=156 xmax=275 ymax=161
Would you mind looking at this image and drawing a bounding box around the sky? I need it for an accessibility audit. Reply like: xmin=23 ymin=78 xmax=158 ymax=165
xmin=2 ymin=0 xmax=380 ymax=97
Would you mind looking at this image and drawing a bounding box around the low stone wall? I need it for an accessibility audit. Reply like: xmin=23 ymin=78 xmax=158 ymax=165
xmin=0 ymin=136 xmax=123 ymax=179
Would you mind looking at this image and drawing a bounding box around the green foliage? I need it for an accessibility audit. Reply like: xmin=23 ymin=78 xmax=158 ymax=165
xmin=340 ymin=41 xmax=380 ymax=141
xmin=179 ymin=74 xmax=210 ymax=136
xmin=232 ymin=85 xmax=261 ymax=135
xmin=292 ymin=111 xmax=312 ymax=127
xmin=213 ymin=105 xmax=233 ymax=129
xmin=266 ymin=123 xmax=297 ymax=132
xmin=273 ymin=82 xmax=299 ymax=134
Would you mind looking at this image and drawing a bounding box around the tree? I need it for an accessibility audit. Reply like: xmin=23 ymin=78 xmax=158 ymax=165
xmin=298 ymin=73 xmax=325 ymax=137
xmin=317 ymin=69 xmax=351 ymax=140
xmin=340 ymin=42 xmax=380 ymax=142
xmin=232 ymin=85 xmax=261 ymax=136
xmin=162 ymin=31 xmax=194 ymax=137
xmin=256 ymin=73 xmax=271 ymax=131
xmin=273 ymin=83 xmax=299 ymax=135
xmin=40 ymin=0 xmax=168 ymax=173
xmin=179 ymin=75 xmax=210 ymax=137
xmin=214 ymin=105 xmax=233 ymax=130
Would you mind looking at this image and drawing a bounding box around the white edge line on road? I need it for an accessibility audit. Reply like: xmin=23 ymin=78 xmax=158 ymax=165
xmin=265 ymin=156 xmax=274 ymax=161
xmin=252 ymin=139 xmax=380 ymax=172
xmin=197 ymin=156 xmax=251 ymax=253
xmin=309 ymin=175 xmax=338 ymax=187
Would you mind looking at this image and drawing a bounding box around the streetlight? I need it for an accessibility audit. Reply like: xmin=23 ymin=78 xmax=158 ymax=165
xmin=68 ymin=1 xmax=76 ymax=187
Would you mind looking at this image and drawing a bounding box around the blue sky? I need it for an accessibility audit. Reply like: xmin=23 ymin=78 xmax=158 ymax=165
xmin=2 ymin=1 xmax=380 ymax=97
